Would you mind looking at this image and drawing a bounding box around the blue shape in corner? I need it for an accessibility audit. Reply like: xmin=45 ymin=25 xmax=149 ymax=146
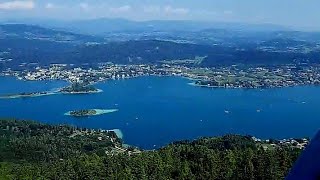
xmin=286 ymin=131 xmax=320 ymax=180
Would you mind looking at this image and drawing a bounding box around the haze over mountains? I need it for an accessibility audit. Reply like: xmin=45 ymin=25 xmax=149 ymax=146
xmin=0 ymin=18 xmax=320 ymax=69
xmin=0 ymin=24 xmax=101 ymax=43
xmin=2 ymin=18 xmax=292 ymax=34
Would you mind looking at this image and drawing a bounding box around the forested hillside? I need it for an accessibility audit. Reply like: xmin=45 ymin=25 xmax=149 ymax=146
xmin=0 ymin=119 xmax=302 ymax=179
xmin=1 ymin=24 xmax=320 ymax=68
xmin=2 ymin=38 xmax=320 ymax=68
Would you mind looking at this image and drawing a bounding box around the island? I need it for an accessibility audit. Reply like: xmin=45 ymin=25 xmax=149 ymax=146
xmin=0 ymin=83 xmax=102 ymax=100
xmin=65 ymin=109 xmax=119 ymax=117
xmin=191 ymin=80 xmax=220 ymax=88
xmin=0 ymin=91 xmax=56 ymax=99
xmin=59 ymin=83 xmax=102 ymax=94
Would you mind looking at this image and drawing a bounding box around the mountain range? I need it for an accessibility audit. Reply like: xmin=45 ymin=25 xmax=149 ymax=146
xmin=2 ymin=18 xmax=291 ymax=35
xmin=0 ymin=21 xmax=320 ymax=69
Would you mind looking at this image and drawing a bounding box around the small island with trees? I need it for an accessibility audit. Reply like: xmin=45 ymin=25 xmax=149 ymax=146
xmin=65 ymin=109 xmax=119 ymax=117
xmin=0 ymin=91 xmax=56 ymax=99
xmin=69 ymin=109 xmax=97 ymax=117
xmin=0 ymin=83 xmax=102 ymax=99
xmin=59 ymin=82 xmax=102 ymax=94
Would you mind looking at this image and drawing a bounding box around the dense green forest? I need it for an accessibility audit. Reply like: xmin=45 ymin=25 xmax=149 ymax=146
xmin=0 ymin=119 xmax=302 ymax=179
xmin=59 ymin=83 xmax=98 ymax=93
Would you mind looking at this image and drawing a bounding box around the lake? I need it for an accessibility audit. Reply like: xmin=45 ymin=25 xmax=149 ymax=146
xmin=0 ymin=76 xmax=320 ymax=149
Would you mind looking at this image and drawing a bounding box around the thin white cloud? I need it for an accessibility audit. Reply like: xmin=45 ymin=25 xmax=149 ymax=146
xmin=0 ymin=0 xmax=34 ymax=10
xmin=45 ymin=3 xmax=64 ymax=10
xmin=143 ymin=5 xmax=189 ymax=15
xmin=223 ymin=10 xmax=233 ymax=15
xmin=164 ymin=6 xmax=189 ymax=15
xmin=45 ymin=3 xmax=54 ymax=9
xmin=79 ymin=3 xmax=89 ymax=11
xmin=143 ymin=5 xmax=161 ymax=13
xmin=109 ymin=5 xmax=131 ymax=13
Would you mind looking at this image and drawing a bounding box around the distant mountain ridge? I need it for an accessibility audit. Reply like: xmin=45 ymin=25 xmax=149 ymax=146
xmin=2 ymin=18 xmax=292 ymax=35
xmin=0 ymin=24 xmax=103 ymax=44
xmin=0 ymin=23 xmax=320 ymax=69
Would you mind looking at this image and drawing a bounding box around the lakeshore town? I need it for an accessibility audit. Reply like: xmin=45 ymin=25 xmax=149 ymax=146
xmin=1 ymin=63 xmax=320 ymax=88
xmin=251 ymin=136 xmax=309 ymax=150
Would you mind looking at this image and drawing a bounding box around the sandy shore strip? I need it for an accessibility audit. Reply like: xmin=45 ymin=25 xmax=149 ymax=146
xmin=109 ymin=129 xmax=123 ymax=139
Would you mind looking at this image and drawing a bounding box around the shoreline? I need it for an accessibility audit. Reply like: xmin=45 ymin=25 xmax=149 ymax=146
xmin=187 ymin=81 xmax=306 ymax=90
xmin=0 ymin=89 xmax=103 ymax=100
xmin=0 ymin=91 xmax=58 ymax=99
xmin=59 ymin=88 xmax=103 ymax=95
xmin=109 ymin=129 xmax=124 ymax=139
xmin=1 ymin=74 xmax=320 ymax=97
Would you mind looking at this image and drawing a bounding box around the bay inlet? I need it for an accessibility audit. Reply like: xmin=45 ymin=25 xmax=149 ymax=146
xmin=0 ymin=76 xmax=319 ymax=149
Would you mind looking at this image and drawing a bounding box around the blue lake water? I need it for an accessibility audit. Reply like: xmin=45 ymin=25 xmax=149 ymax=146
xmin=1 ymin=76 xmax=320 ymax=149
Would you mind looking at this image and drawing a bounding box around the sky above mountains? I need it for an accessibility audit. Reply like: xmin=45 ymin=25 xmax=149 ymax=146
xmin=0 ymin=0 xmax=319 ymax=30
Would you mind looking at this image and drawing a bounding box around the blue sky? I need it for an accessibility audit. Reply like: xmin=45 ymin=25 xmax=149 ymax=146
xmin=0 ymin=0 xmax=319 ymax=29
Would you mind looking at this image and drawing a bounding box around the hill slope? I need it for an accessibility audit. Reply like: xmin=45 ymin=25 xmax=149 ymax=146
xmin=0 ymin=119 xmax=302 ymax=179
xmin=0 ymin=24 xmax=102 ymax=43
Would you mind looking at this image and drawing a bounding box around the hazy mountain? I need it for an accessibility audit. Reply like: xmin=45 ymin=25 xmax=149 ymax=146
xmin=1 ymin=38 xmax=319 ymax=68
xmin=2 ymin=18 xmax=291 ymax=35
xmin=1 ymin=24 xmax=319 ymax=69
xmin=0 ymin=24 xmax=103 ymax=44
